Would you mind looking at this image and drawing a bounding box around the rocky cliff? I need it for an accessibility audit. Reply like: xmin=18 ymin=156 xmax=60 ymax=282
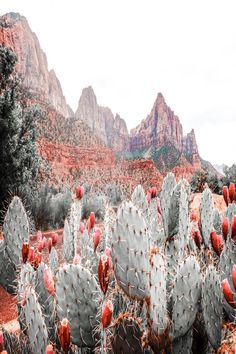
xmin=0 ymin=12 xmax=72 ymax=118
xmin=75 ymin=86 xmax=130 ymax=151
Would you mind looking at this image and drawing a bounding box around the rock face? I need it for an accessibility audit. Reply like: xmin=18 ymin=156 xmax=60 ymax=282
xmin=130 ymin=92 xmax=183 ymax=151
xmin=0 ymin=12 xmax=72 ymax=117
xmin=183 ymin=129 xmax=201 ymax=169
xmin=75 ymin=86 xmax=130 ymax=151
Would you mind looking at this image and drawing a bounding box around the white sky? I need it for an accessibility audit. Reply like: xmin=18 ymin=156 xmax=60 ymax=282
xmin=1 ymin=0 xmax=236 ymax=166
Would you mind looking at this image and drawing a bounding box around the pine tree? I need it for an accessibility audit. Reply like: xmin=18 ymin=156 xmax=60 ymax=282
xmin=0 ymin=45 xmax=42 ymax=207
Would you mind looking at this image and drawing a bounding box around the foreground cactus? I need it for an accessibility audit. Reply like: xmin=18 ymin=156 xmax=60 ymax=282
xmin=111 ymin=201 xmax=150 ymax=300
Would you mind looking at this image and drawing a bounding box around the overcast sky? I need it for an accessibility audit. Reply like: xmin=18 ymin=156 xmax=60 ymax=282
xmin=1 ymin=0 xmax=236 ymax=166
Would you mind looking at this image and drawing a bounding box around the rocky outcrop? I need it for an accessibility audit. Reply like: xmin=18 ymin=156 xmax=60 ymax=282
xmin=0 ymin=12 xmax=72 ymax=118
xmin=75 ymin=86 xmax=130 ymax=151
xmin=183 ymin=129 xmax=201 ymax=169
xmin=130 ymin=93 xmax=183 ymax=151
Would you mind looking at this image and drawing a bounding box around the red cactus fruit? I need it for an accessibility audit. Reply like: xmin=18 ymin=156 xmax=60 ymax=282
xmin=229 ymin=183 xmax=235 ymax=203
xmin=232 ymin=265 xmax=236 ymax=291
xmin=42 ymin=236 xmax=47 ymax=248
xmin=45 ymin=344 xmax=55 ymax=354
xmin=22 ymin=243 xmax=29 ymax=263
xmin=93 ymin=229 xmax=101 ymax=252
xmin=51 ymin=232 xmax=58 ymax=246
xmin=210 ymin=231 xmax=224 ymax=256
xmin=231 ymin=215 xmax=236 ymax=239
xmin=73 ymin=254 xmax=81 ymax=265
xmin=36 ymin=230 xmax=42 ymax=242
xmin=98 ymin=254 xmax=110 ymax=295
xmin=48 ymin=238 xmax=53 ymax=253
xmin=75 ymin=185 xmax=84 ymax=200
xmin=43 ymin=267 xmax=55 ymax=296
xmin=222 ymin=278 xmax=236 ymax=308
xmin=79 ymin=222 xmax=85 ymax=233
xmin=222 ymin=217 xmax=229 ymax=241
xmin=0 ymin=330 xmax=4 ymax=352
xmin=28 ymin=246 xmax=35 ymax=262
xmin=59 ymin=318 xmax=71 ymax=354
xmin=102 ymin=300 xmax=113 ymax=328
xmin=191 ymin=229 xmax=202 ymax=249
xmin=222 ymin=185 xmax=229 ymax=206
xmin=34 ymin=251 xmax=42 ymax=267
xmin=90 ymin=212 xmax=95 ymax=229
xmin=37 ymin=240 xmax=44 ymax=252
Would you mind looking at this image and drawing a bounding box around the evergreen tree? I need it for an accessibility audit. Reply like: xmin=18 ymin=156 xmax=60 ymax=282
xmin=0 ymin=45 xmax=42 ymax=208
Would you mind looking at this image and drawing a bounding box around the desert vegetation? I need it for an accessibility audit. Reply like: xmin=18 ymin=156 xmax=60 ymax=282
xmin=0 ymin=175 xmax=236 ymax=353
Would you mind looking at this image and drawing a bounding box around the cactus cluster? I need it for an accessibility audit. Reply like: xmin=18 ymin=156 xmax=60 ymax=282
xmin=1 ymin=179 xmax=236 ymax=353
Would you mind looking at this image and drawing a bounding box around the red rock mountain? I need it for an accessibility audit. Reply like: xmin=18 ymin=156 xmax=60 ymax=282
xmin=0 ymin=12 xmax=211 ymax=187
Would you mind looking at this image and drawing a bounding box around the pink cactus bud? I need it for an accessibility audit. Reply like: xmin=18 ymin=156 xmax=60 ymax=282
xmin=22 ymin=242 xmax=29 ymax=263
xmin=232 ymin=265 xmax=236 ymax=291
xmin=190 ymin=212 xmax=198 ymax=222
xmin=37 ymin=240 xmax=44 ymax=252
xmin=48 ymin=238 xmax=52 ymax=253
xmin=210 ymin=231 xmax=224 ymax=256
xmin=51 ymin=232 xmax=58 ymax=246
xmin=98 ymin=254 xmax=110 ymax=295
xmin=59 ymin=318 xmax=71 ymax=354
xmin=45 ymin=344 xmax=55 ymax=354
xmin=73 ymin=254 xmax=81 ymax=265
xmin=191 ymin=229 xmax=202 ymax=249
xmin=36 ymin=230 xmax=43 ymax=242
xmin=93 ymin=229 xmax=101 ymax=252
xmin=79 ymin=222 xmax=85 ymax=233
xmin=222 ymin=217 xmax=229 ymax=241
xmin=75 ymin=185 xmax=84 ymax=200
xmin=90 ymin=212 xmax=95 ymax=229
xmin=28 ymin=246 xmax=35 ymax=262
xmin=223 ymin=185 xmax=229 ymax=206
xmin=102 ymin=300 xmax=113 ymax=328
xmin=232 ymin=215 xmax=236 ymax=239
xmin=229 ymin=183 xmax=235 ymax=203
xmin=0 ymin=330 xmax=4 ymax=352
xmin=222 ymin=278 xmax=236 ymax=308
xmin=43 ymin=267 xmax=55 ymax=295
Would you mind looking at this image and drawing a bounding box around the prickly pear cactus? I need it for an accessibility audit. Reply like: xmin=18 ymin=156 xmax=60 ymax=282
xmin=3 ymin=196 xmax=29 ymax=266
xmin=55 ymin=264 xmax=102 ymax=347
xmin=131 ymin=184 xmax=148 ymax=219
xmin=63 ymin=218 xmax=75 ymax=262
xmin=149 ymin=199 xmax=164 ymax=246
xmin=202 ymin=265 xmax=222 ymax=349
xmin=0 ymin=240 xmax=16 ymax=293
xmin=212 ymin=208 xmax=222 ymax=235
xmin=111 ymin=201 xmax=150 ymax=300
xmin=171 ymin=255 xmax=201 ymax=339
xmin=149 ymin=249 xmax=168 ymax=335
xmin=103 ymin=206 xmax=116 ymax=249
xmin=23 ymin=286 xmax=48 ymax=354
xmin=160 ymin=172 xmax=176 ymax=238
xmin=111 ymin=314 xmax=143 ymax=354
xmin=200 ymin=187 xmax=213 ymax=246
xmin=49 ymin=246 xmax=59 ymax=272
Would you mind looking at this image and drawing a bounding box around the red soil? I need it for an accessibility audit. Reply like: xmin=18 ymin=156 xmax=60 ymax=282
xmin=0 ymin=286 xmax=17 ymax=324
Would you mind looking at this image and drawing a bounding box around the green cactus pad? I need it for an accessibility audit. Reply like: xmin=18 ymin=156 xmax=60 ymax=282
xmin=171 ymin=255 xmax=201 ymax=339
xmin=111 ymin=201 xmax=150 ymax=300
xmin=3 ymin=196 xmax=29 ymax=266
xmin=200 ymin=187 xmax=213 ymax=246
xmin=55 ymin=264 xmax=102 ymax=347
xmin=202 ymin=265 xmax=222 ymax=349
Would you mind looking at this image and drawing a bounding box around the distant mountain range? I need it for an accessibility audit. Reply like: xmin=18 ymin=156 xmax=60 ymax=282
xmin=0 ymin=12 xmax=218 ymax=187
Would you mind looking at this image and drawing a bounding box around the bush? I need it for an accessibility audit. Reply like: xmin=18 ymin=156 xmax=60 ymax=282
xmin=190 ymin=170 xmax=222 ymax=194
